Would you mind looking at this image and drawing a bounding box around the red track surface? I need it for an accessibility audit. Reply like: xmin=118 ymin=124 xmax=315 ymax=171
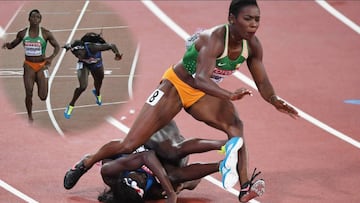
xmin=0 ymin=1 xmax=359 ymax=203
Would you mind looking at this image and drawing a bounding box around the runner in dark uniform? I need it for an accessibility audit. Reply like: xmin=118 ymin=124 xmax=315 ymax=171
xmin=63 ymin=34 xmax=122 ymax=119
xmin=98 ymin=120 xmax=226 ymax=203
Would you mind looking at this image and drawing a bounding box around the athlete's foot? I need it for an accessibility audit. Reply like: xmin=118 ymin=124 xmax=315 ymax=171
xmin=28 ymin=116 xmax=34 ymax=123
xmin=64 ymin=105 xmax=74 ymax=119
xmin=238 ymin=168 xmax=265 ymax=202
xmin=223 ymin=137 xmax=243 ymax=174
xmin=219 ymin=159 xmax=239 ymax=189
xmin=63 ymin=155 xmax=91 ymax=189
xmin=92 ymin=89 xmax=102 ymax=106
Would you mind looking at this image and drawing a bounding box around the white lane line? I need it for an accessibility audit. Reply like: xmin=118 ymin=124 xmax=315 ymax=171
xmin=142 ymin=1 xmax=360 ymax=150
xmin=232 ymin=71 xmax=360 ymax=149
xmin=46 ymin=1 xmax=90 ymax=136
xmin=0 ymin=27 xmax=5 ymax=39
xmin=1 ymin=3 xmax=24 ymax=35
xmin=106 ymin=116 xmax=130 ymax=134
xmin=315 ymin=0 xmax=360 ymax=35
xmin=16 ymin=101 xmax=128 ymax=115
xmin=128 ymin=44 xmax=140 ymax=100
xmin=0 ymin=180 xmax=39 ymax=203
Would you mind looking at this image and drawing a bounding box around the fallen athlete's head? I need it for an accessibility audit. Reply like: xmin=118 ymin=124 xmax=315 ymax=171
xmin=98 ymin=177 xmax=145 ymax=203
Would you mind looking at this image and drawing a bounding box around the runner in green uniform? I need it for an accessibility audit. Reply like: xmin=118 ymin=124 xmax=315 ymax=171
xmin=2 ymin=9 xmax=60 ymax=122
xmin=64 ymin=1 xmax=298 ymax=202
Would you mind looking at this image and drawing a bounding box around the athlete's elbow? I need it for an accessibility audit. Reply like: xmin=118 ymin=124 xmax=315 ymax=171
xmin=193 ymin=76 xmax=207 ymax=90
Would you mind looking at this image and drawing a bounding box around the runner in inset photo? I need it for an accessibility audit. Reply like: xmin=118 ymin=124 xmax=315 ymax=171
xmin=2 ymin=9 xmax=60 ymax=122
xmin=62 ymin=32 xmax=122 ymax=119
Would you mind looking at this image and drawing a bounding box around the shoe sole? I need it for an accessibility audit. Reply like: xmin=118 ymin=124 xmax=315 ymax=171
xmin=221 ymin=166 xmax=239 ymax=189
xmin=239 ymin=179 xmax=265 ymax=202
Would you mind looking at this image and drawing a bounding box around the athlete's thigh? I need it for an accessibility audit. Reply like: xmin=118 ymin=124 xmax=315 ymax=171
xmin=123 ymin=80 xmax=183 ymax=147
xmin=35 ymin=67 xmax=49 ymax=98
xmin=90 ymin=66 xmax=104 ymax=81
xmin=23 ymin=63 xmax=36 ymax=92
xmin=186 ymin=94 xmax=242 ymax=135
xmin=77 ymin=67 xmax=89 ymax=88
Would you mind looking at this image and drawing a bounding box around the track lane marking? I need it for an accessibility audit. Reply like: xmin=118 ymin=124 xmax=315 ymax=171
xmin=315 ymin=0 xmax=360 ymax=35
xmin=46 ymin=1 xmax=90 ymax=136
xmin=0 ymin=180 xmax=39 ymax=203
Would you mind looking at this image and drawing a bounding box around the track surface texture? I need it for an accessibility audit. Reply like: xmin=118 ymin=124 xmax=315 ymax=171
xmin=0 ymin=1 xmax=359 ymax=203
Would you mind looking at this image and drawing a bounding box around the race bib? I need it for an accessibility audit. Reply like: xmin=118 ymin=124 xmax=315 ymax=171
xmin=76 ymin=62 xmax=83 ymax=70
xmin=146 ymin=89 xmax=164 ymax=106
xmin=43 ymin=69 xmax=49 ymax=78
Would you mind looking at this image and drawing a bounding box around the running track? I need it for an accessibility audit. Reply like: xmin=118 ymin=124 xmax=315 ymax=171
xmin=0 ymin=1 xmax=359 ymax=203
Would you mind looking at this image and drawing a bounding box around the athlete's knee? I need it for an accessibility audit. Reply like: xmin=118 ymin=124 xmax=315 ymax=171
xmin=100 ymin=163 xmax=116 ymax=186
xmin=76 ymin=86 xmax=87 ymax=93
xmin=164 ymin=146 xmax=181 ymax=160
xmin=225 ymin=118 xmax=244 ymax=136
xmin=25 ymin=91 xmax=33 ymax=99
xmin=38 ymin=93 xmax=48 ymax=101
xmin=100 ymin=163 xmax=111 ymax=177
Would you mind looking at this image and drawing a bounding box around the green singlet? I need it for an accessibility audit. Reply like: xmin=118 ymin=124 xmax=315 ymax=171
xmin=182 ymin=24 xmax=249 ymax=83
xmin=22 ymin=27 xmax=47 ymax=57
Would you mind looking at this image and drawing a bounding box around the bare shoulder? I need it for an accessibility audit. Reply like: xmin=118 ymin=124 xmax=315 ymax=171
xmin=41 ymin=27 xmax=53 ymax=39
xmin=17 ymin=28 xmax=27 ymax=38
xmin=197 ymin=25 xmax=226 ymax=55
xmin=247 ymin=35 xmax=262 ymax=57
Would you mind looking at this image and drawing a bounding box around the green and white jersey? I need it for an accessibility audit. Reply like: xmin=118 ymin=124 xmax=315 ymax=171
xmin=22 ymin=27 xmax=47 ymax=56
xmin=182 ymin=24 xmax=248 ymax=83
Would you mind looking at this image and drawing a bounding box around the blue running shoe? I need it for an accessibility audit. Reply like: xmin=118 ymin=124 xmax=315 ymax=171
xmin=223 ymin=137 xmax=243 ymax=170
xmin=92 ymin=89 xmax=102 ymax=106
xmin=219 ymin=159 xmax=239 ymax=189
xmin=64 ymin=105 xmax=74 ymax=119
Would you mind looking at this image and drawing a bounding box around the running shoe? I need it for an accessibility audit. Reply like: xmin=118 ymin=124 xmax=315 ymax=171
xmin=239 ymin=168 xmax=265 ymax=203
xmin=63 ymin=157 xmax=89 ymax=190
xmin=223 ymin=137 xmax=243 ymax=170
xmin=219 ymin=159 xmax=239 ymax=189
xmin=92 ymin=89 xmax=102 ymax=106
xmin=64 ymin=105 xmax=74 ymax=119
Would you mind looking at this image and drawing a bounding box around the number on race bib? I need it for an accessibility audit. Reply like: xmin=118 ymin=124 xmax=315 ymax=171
xmin=146 ymin=89 xmax=164 ymax=106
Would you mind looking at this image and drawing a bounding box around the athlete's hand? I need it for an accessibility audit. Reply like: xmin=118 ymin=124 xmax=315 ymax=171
xmin=114 ymin=53 xmax=122 ymax=61
xmin=271 ymin=96 xmax=299 ymax=119
xmin=2 ymin=43 xmax=9 ymax=49
xmin=230 ymin=88 xmax=252 ymax=101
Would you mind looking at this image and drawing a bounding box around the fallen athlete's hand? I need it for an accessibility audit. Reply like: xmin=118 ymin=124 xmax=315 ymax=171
xmin=230 ymin=88 xmax=253 ymax=101
xmin=62 ymin=43 xmax=71 ymax=51
xmin=271 ymin=96 xmax=299 ymax=119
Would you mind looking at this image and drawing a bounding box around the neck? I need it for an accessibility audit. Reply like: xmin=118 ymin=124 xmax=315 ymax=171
xmin=29 ymin=24 xmax=39 ymax=29
xmin=228 ymin=25 xmax=243 ymax=45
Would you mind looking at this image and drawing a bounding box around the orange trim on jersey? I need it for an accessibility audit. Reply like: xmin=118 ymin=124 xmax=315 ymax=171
xmin=162 ymin=66 xmax=205 ymax=108
xmin=24 ymin=60 xmax=47 ymax=72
